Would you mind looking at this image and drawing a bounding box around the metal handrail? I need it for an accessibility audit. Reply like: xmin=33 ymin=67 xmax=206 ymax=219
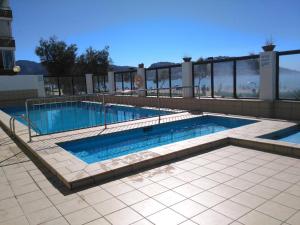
xmin=25 ymin=100 xmax=32 ymax=142
xmin=24 ymin=86 xmax=195 ymax=140
xmin=102 ymin=93 xmax=107 ymax=129
xmin=115 ymin=86 xmax=199 ymax=124
xmin=115 ymin=85 xmax=200 ymax=96
xmin=20 ymin=114 xmax=42 ymax=135
xmin=9 ymin=113 xmax=41 ymax=142
xmin=9 ymin=117 xmax=16 ymax=135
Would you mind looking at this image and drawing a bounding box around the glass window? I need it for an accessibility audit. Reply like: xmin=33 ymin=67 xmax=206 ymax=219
xmin=193 ymin=63 xmax=212 ymax=97
xmin=278 ymin=54 xmax=300 ymax=100
xmin=131 ymin=72 xmax=138 ymax=90
xmin=3 ymin=50 xmax=14 ymax=70
xmin=0 ymin=50 xmax=3 ymax=69
xmin=236 ymin=58 xmax=260 ymax=98
xmin=214 ymin=61 xmax=234 ymax=98
xmin=146 ymin=70 xmax=157 ymax=96
xmin=171 ymin=66 xmax=182 ymax=97
xmin=123 ymin=72 xmax=132 ymax=91
xmin=115 ymin=73 xmax=123 ymax=92
xmin=157 ymin=68 xmax=170 ymax=97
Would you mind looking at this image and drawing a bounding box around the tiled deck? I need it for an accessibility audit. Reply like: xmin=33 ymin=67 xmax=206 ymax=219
xmin=1 ymin=127 xmax=300 ymax=225
xmin=1 ymin=107 xmax=299 ymax=189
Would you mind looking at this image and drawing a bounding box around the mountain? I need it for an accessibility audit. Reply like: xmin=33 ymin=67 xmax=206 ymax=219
xmin=16 ymin=60 xmax=48 ymax=75
xmin=149 ymin=62 xmax=177 ymax=68
xmin=110 ymin=65 xmax=136 ymax=72
xmin=16 ymin=60 xmax=136 ymax=75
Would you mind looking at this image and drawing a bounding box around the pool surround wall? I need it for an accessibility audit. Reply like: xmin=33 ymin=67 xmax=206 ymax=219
xmin=1 ymin=94 xmax=300 ymax=121
xmin=0 ymin=89 xmax=38 ymax=107
xmin=103 ymin=95 xmax=300 ymax=121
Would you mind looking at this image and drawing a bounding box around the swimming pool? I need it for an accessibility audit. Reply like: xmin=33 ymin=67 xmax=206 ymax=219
xmin=263 ymin=126 xmax=300 ymax=145
xmin=59 ymin=116 xmax=256 ymax=164
xmin=1 ymin=102 xmax=171 ymax=135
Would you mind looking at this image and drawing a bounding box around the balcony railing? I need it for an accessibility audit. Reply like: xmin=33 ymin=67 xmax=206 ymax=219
xmin=0 ymin=38 xmax=15 ymax=48
xmin=0 ymin=9 xmax=12 ymax=18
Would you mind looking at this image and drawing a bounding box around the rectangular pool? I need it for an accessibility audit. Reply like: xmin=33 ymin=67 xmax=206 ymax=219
xmin=263 ymin=126 xmax=300 ymax=145
xmin=58 ymin=116 xmax=256 ymax=164
xmin=1 ymin=102 xmax=171 ymax=135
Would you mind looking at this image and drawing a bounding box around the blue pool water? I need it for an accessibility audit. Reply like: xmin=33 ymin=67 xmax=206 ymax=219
xmin=59 ymin=116 xmax=256 ymax=164
xmin=266 ymin=126 xmax=300 ymax=144
xmin=1 ymin=102 xmax=171 ymax=135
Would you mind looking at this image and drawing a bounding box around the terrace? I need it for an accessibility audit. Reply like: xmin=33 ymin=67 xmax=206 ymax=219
xmin=0 ymin=49 xmax=300 ymax=225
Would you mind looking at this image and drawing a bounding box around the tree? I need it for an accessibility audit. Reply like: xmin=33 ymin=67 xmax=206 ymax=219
xmin=35 ymin=37 xmax=77 ymax=75
xmin=74 ymin=46 xmax=112 ymax=75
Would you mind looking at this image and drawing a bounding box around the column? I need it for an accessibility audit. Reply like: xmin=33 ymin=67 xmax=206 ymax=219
xmin=85 ymin=74 xmax=93 ymax=94
xmin=182 ymin=59 xmax=193 ymax=98
xmin=107 ymin=71 xmax=115 ymax=94
xmin=36 ymin=75 xmax=46 ymax=97
xmin=259 ymin=51 xmax=277 ymax=101
xmin=137 ymin=64 xmax=146 ymax=97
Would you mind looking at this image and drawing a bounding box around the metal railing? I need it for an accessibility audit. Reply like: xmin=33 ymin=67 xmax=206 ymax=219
xmin=9 ymin=114 xmax=40 ymax=141
xmin=25 ymin=94 xmax=105 ymax=140
xmin=115 ymin=85 xmax=200 ymax=99
xmin=24 ymin=88 xmax=186 ymax=141
xmin=9 ymin=116 xmax=17 ymax=136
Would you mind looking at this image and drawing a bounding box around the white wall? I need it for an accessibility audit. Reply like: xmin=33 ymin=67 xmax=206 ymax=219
xmin=182 ymin=61 xmax=193 ymax=98
xmin=85 ymin=74 xmax=93 ymax=94
xmin=107 ymin=71 xmax=115 ymax=94
xmin=0 ymin=75 xmax=45 ymax=97
xmin=259 ymin=51 xmax=277 ymax=101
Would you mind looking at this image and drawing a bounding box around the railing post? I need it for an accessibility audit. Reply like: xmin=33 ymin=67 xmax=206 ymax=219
xmin=259 ymin=51 xmax=277 ymax=100
xmin=233 ymin=60 xmax=237 ymax=98
xmin=37 ymin=75 xmax=46 ymax=97
xmin=102 ymin=93 xmax=107 ymax=129
xmin=108 ymin=71 xmax=115 ymax=95
xmin=85 ymin=74 xmax=94 ymax=94
xmin=158 ymin=89 xmax=161 ymax=124
xmin=137 ymin=65 xmax=146 ymax=97
xmin=25 ymin=100 xmax=32 ymax=142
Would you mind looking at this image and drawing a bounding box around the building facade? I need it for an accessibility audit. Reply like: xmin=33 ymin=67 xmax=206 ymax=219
xmin=0 ymin=0 xmax=15 ymax=75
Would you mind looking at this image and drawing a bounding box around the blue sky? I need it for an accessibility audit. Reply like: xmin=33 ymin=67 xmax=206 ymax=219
xmin=11 ymin=0 xmax=300 ymax=67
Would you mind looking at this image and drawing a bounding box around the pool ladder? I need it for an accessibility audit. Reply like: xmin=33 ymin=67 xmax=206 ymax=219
xmin=9 ymin=114 xmax=41 ymax=142
xmin=9 ymin=116 xmax=17 ymax=137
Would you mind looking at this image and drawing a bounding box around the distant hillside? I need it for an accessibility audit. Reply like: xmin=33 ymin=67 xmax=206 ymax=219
xmin=16 ymin=60 xmax=48 ymax=75
xmin=16 ymin=60 xmax=136 ymax=75
xmin=149 ymin=62 xmax=177 ymax=68
xmin=110 ymin=65 xmax=136 ymax=72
